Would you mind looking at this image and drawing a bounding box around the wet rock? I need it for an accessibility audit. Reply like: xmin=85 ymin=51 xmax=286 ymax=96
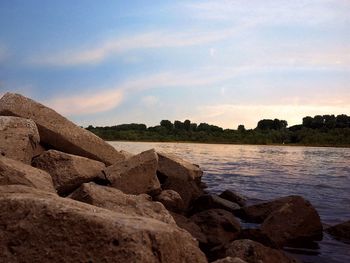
xmin=260 ymin=196 xmax=323 ymax=247
xmin=0 ymin=192 xmax=207 ymax=263
xmin=239 ymin=195 xmax=304 ymax=223
xmin=0 ymin=93 xmax=125 ymax=165
xmin=219 ymin=190 xmax=246 ymax=207
xmin=0 ymin=116 xmax=40 ymax=164
xmin=238 ymin=229 xmax=277 ymax=248
xmin=190 ymin=209 xmax=241 ymax=249
xmin=32 ymin=150 xmax=105 ymax=196
xmin=190 ymin=194 xmax=240 ymax=215
xmin=212 ymin=257 xmax=248 ymax=263
xmin=157 ymin=152 xmax=203 ymax=209
xmin=225 ymin=239 xmax=300 ymax=263
xmin=0 ymin=156 xmax=55 ymax=193
xmin=171 ymin=212 xmax=208 ymax=245
xmin=69 ymin=182 xmax=174 ymax=224
xmin=154 ymin=189 xmax=185 ymax=213
xmin=326 ymin=220 xmax=350 ymax=241
xmin=104 ymin=149 xmax=161 ymax=195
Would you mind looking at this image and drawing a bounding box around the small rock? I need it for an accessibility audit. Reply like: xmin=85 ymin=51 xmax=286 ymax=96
xmin=154 ymin=189 xmax=185 ymax=213
xmin=326 ymin=220 xmax=350 ymax=241
xmin=191 ymin=194 xmax=240 ymax=215
xmin=0 ymin=116 xmax=40 ymax=164
xmin=260 ymin=196 xmax=323 ymax=247
xmin=32 ymin=150 xmax=106 ymax=196
xmin=0 ymin=156 xmax=56 ymax=193
xmin=212 ymin=257 xmax=248 ymax=263
xmin=225 ymin=239 xmax=300 ymax=263
xmin=69 ymin=182 xmax=175 ymax=224
xmin=104 ymin=149 xmax=161 ymax=195
xmin=191 ymin=209 xmax=241 ymax=249
xmin=219 ymin=190 xmax=246 ymax=207
xmin=0 ymin=93 xmax=126 ymax=165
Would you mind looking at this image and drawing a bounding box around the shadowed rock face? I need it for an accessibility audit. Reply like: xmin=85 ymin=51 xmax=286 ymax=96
xmin=154 ymin=189 xmax=185 ymax=213
xmin=32 ymin=150 xmax=106 ymax=196
xmin=224 ymin=239 xmax=300 ymax=263
xmin=0 ymin=93 xmax=125 ymax=165
xmin=0 ymin=116 xmax=40 ymax=164
xmin=0 ymin=192 xmax=208 ymax=263
xmin=0 ymin=156 xmax=56 ymax=193
xmin=69 ymin=182 xmax=175 ymax=224
xmin=326 ymin=220 xmax=350 ymax=241
xmin=104 ymin=149 xmax=161 ymax=196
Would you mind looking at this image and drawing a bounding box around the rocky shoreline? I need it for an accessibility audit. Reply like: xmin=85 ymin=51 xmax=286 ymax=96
xmin=0 ymin=92 xmax=349 ymax=263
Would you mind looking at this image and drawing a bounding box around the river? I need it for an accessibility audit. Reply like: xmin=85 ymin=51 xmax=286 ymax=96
xmin=109 ymin=141 xmax=350 ymax=263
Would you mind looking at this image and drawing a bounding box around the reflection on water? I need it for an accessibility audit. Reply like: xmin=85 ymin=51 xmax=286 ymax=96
xmin=109 ymin=141 xmax=350 ymax=263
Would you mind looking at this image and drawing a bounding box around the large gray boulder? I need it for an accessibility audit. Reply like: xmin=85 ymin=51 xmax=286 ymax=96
xmin=224 ymin=239 xmax=300 ymax=263
xmin=104 ymin=149 xmax=161 ymax=195
xmin=157 ymin=152 xmax=203 ymax=209
xmin=0 ymin=116 xmax=40 ymax=164
xmin=69 ymin=182 xmax=175 ymax=224
xmin=0 ymin=93 xmax=125 ymax=165
xmin=0 ymin=156 xmax=56 ymax=193
xmin=32 ymin=150 xmax=105 ymax=196
xmin=0 ymin=191 xmax=207 ymax=263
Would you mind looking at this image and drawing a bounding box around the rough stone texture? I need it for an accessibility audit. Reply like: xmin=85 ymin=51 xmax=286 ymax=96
xmin=0 ymin=192 xmax=207 ymax=263
xmin=171 ymin=212 xmax=208 ymax=245
xmin=0 ymin=93 xmax=125 ymax=165
xmin=0 ymin=116 xmax=40 ymax=164
xmin=157 ymin=152 xmax=203 ymax=209
xmin=104 ymin=149 xmax=161 ymax=195
xmin=260 ymin=196 xmax=323 ymax=247
xmin=154 ymin=189 xmax=185 ymax=213
xmin=219 ymin=190 xmax=246 ymax=207
xmin=0 ymin=156 xmax=55 ymax=193
xmin=190 ymin=209 xmax=241 ymax=249
xmin=32 ymin=150 xmax=106 ymax=196
xmin=239 ymin=195 xmax=303 ymax=223
xmin=212 ymin=257 xmax=248 ymax=263
xmin=326 ymin=220 xmax=350 ymax=241
xmin=225 ymin=239 xmax=300 ymax=263
xmin=0 ymin=185 xmax=57 ymax=197
xmin=69 ymin=182 xmax=175 ymax=224
xmin=191 ymin=194 xmax=240 ymax=215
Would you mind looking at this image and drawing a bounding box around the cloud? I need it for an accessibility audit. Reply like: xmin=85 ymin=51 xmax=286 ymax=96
xmin=141 ymin=95 xmax=159 ymax=107
xmin=30 ymin=27 xmax=242 ymax=66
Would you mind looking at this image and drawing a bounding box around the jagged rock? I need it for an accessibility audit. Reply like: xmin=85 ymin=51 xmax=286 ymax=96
xmin=69 ymin=182 xmax=174 ymax=224
xmin=212 ymin=257 xmax=248 ymax=263
xmin=326 ymin=220 xmax=350 ymax=241
xmin=0 ymin=156 xmax=55 ymax=193
xmin=154 ymin=190 xmax=185 ymax=213
xmin=224 ymin=239 xmax=300 ymax=263
xmin=0 ymin=93 xmax=125 ymax=165
xmin=32 ymin=150 xmax=105 ymax=196
xmin=0 ymin=192 xmax=207 ymax=263
xmin=190 ymin=194 xmax=240 ymax=215
xmin=104 ymin=149 xmax=161 ymax=195
xmin=239 ymin=195 xmax=304 ymax=223
xmin=157 ymin=152 xmax=203 ymax=209
xmin=190 ymin=209 xmax=241 ymax=249
xmin=219 ymin=190 xmax=246 ymax=207
xmin=171 ymin=212 xmax=208 ymax=245
xmin=0 ymin=116 xmax=40 ymax=164
xmin=260 ymin=196 xmax=323 ymax=247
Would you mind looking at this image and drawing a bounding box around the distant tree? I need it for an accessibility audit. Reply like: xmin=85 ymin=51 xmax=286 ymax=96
xmin=323 ymin=115 xmax=336 ymax=129
xmin=237 ymin=124 xmax=246 ymax=132
xmin=174 ymin=120 xmax=184 ymax=130
xmin=312 ymin=115 xmax=324 ymax=129
xmin=302 ymin=116 xmax=313 ymax=128
xmin=184 ymin=119 xmax=191 ymax=131
xmin=336 ymin=114 xmax=350 ymax=128
xmin=160 ymin=120 xmax=173 ymax=130
xmin=190 ymin=123 xmax=198 ymax=131
xmin=86 ymin=125 xmax=94 ymax=130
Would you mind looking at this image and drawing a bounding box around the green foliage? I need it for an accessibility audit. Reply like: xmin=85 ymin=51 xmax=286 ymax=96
xmin=86 ymin=115 xmax=350 ymax=147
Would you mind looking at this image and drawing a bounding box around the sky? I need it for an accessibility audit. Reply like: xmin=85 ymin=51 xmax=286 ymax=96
xmin=0 ymin=0 xmax=349 ymax=129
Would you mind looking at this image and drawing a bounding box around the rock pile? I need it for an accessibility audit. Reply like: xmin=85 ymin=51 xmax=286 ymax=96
xmin=0 ymin=92 xmax=342 ymax=263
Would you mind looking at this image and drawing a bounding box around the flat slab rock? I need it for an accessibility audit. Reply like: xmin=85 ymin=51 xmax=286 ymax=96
xmin=32 ymin=150 xmax=106 ymax=196
xmin=0 ymin=191 xmax=208 ymax=263
xmin=69 ymin=182 xmax=175 ymax=224
xmin=0 ymin=93 xmax=125 ymax=165
xmin=0 ymin=156 xmax=56 ymax=193
xmin=224 ymin=239 xmax=300 ymax=263
xmin=0 ymin=116 xmax=40 ymax=164
xmin=104 ymin=149 xmax=161 ymax=195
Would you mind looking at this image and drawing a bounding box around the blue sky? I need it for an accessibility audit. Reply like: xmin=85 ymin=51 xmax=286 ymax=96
xmin=0 ymin=0 xmax=349 ymax=128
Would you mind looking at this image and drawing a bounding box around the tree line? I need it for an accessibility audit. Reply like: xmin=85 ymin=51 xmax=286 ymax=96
xmin=86 ymin=114 xmax=350 ymax=147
